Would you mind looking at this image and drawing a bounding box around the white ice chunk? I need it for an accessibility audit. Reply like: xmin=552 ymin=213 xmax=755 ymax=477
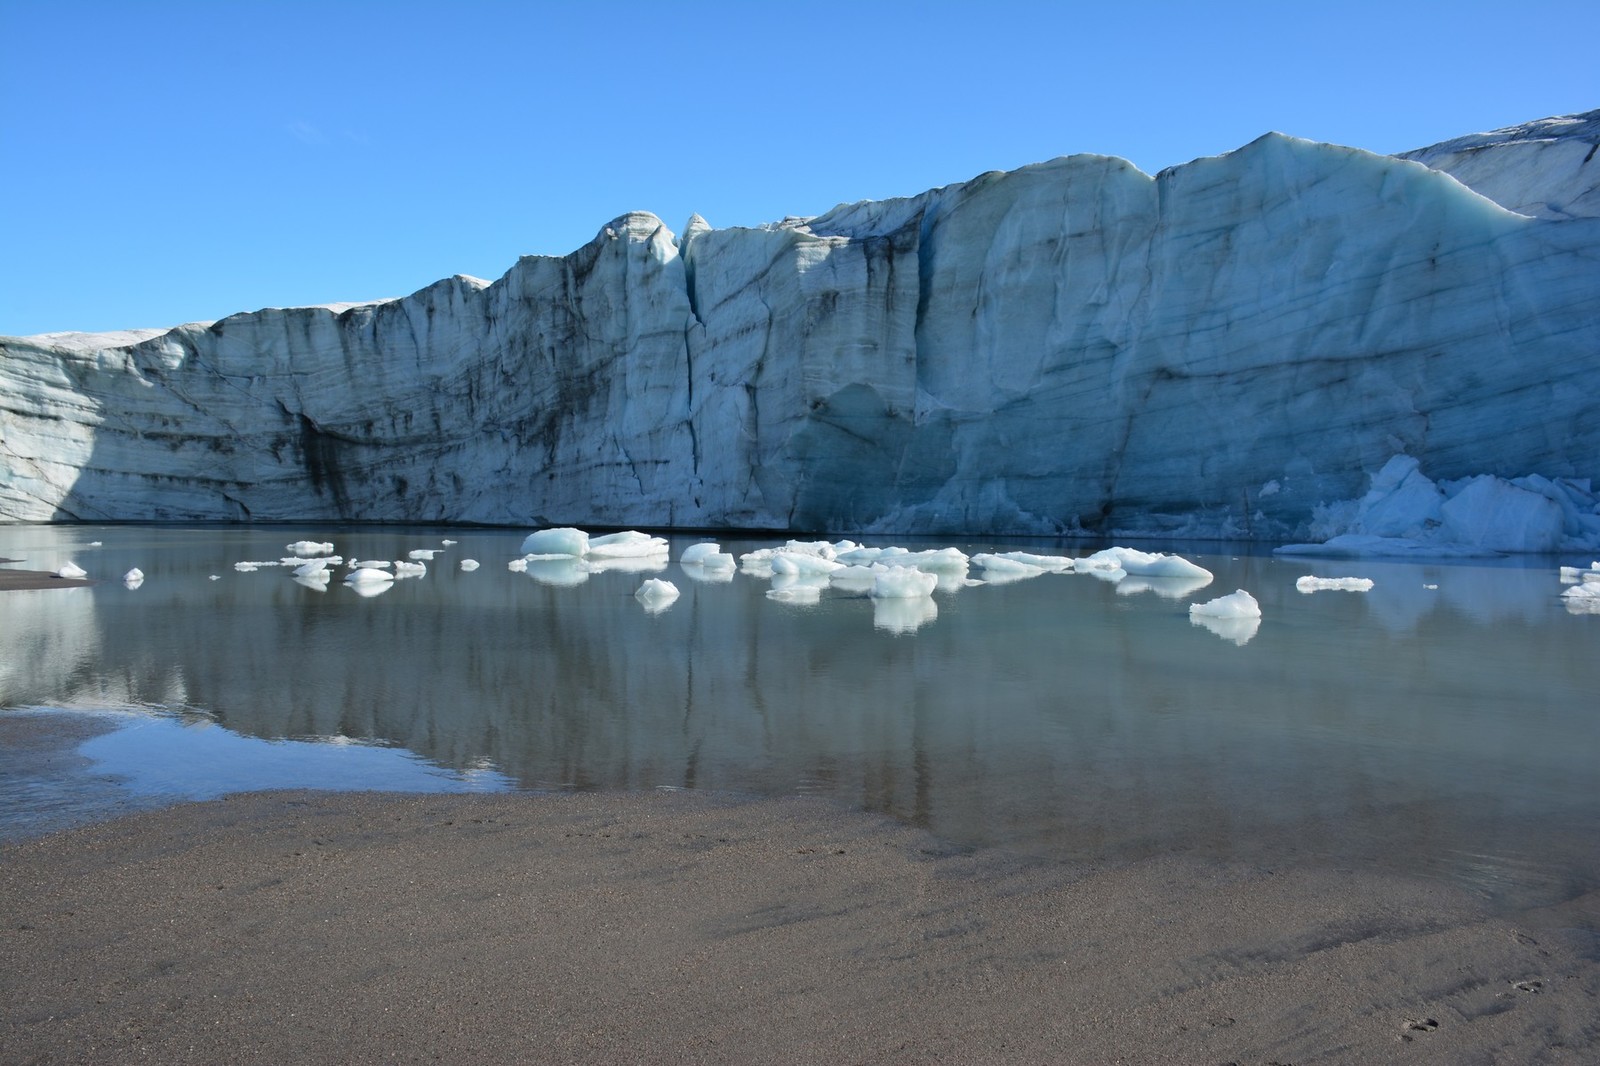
xmin=54 ymin=562 xmax=87 ymax=579
xmin=393 ymin=560 xmax=427 ymax=576
xmin=679 ymin=542 xmax=724 ymax=565
xmin=122 ymin=568 xmax=144 ymax=588
xmin=1295 ymin=575 xmax=1375 ymax=593
xmin=771 ymin=552 xmax=844 ymax=577
xmin=827 ymin=564 xmax=880 ymax=592
xmin=287 ymin=540 xmax=335 ymax=556
xmin=208 ymin=575 xmax=221 ymax=581
xmin=345 ymin=567 xmax=396 ymax=585
xmin=518 ymin=527 xmax=590 ymax=557
xmin=1562 ymin=583 xmax=1600 ymax=615
xmin=407 ymin=549 xmax=441 ymax=560
xmin=459 ymin=559 xmax=479 ymax=571
xmin=1095 ymin=547 xmax=1213 ymax=580
xmin=973 ymin=551 xmax=1075 ymax=573
xmin=441 ymin=539 xmax=457 ymax=545
xmin=507 ymin=558 xmax=528 ymax=572
xmin=233 ymin=561 xmax=262 ymax=572
xmin=1189 ymin=589 xmax=1262 ymax=619
xmin=588 ymin=530 xmax=670 ymax=558
xmin=870 ymin=567 xmax=938 ymax=599
xmin=351 ymin=559 xmax=392 ymax=569
xmin=1439 ymin=476 xmax=1565 ymax=553
xmin=834 ymin=545 xmax=910 ymax=565
xmin=634 ymin=577 xmax=680 ymax=612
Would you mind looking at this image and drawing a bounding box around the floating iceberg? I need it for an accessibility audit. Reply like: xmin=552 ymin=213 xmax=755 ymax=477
xmin=459 ymin=559 xmax=479 ymax=571
xmin=634 ymin=578 xmax=680 ymax=612
xmin=122 ymin=568 xmax=144 ymax=588
xmin=54 ymin=562 xmax=87 ymax=579
xmin=1189 ymin=589 xmax=1262 ymax=620
xmin=518 ymin=528 xmax=590 ymax=557
xmin=287 ymin=541 xmax=334 ymax=556
xmin=870 ymin=567 xmax=938 ymax=599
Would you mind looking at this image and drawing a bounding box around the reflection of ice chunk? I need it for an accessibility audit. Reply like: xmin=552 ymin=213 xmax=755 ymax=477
xmin=519 ymin=527 xmax=589 ymax=557
xmin=871 ymin=567 xmax=938 ymax=599
xmin=1117 ymin=574 xmax=1214 ymax=599
xmin=292 ymin=559 xmax=330 ymax=579
xmin=459 ymin=559 xmax=479 ymax=571
xmin=586 ymin=555 xmax=668 ymax=575
xmin=1296 ymin=575 xmax=1375 ymax=593
xmin=522 ymin=559 xmax=589 ymax=586
xmin=122 ymin=568 xmax=144 ymax=589
xmin=634 ymin=578 xmax=680 ymax=613
xmin=1276 ymin=534 xmax=1500 ymax=559
xmin=828 ymin=565 xmax=879 ymax=592
xmin=766 ymin=583 xmax=822 ymax=604
xmin=588 ymin=531 xmax=670 ymax=559
xmin=287 ymin=541 xmax=334 ymax=556
xmin=1189 ymin=589 xmax=1262 ymax=619
xmin=1191 ymin=614 xmax=1261 ymax=646
xmin=292 ymin=573 xmax=330 ymax=592
xmin=873 ymin=596 xmax=938 ymax=633
xmin=679 ymin=561 xmax=735 ymax=585
xmin=55 ymin=562 xmax=87 ymax=579
xmin=1562 ymin=584 xmax=1600 ymax=615
xmin=345 ymin=580 xmax=392 ymax=598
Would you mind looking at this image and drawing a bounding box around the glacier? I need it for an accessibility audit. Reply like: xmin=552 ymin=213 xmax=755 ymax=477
xmin=2 ymin=110 xmax=1597 ymax=548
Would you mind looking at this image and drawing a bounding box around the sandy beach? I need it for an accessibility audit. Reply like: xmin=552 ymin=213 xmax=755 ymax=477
xmin=3 ymin=788 xmax=1595 ymax=1065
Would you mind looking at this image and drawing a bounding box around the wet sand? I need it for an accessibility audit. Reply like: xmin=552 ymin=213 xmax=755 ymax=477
xmin=3 ymin=789 xmax=1596 ymax=1065
xmin=0 ymin=561 xmax=92 ymax=591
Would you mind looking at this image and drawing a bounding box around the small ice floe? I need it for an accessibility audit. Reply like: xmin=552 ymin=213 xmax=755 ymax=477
xmin=208 ymin=575 xmax=221 ymax=581
xmin=519 ymin=527 xmax=590 ymax=557
xmin=344 ymin=567 xmax=395 ymax=597
xmin=350 ymin=559 xmax=391 ymax=569
xmin=870 ymin=567 xmax=938 ymax=599
xmin=393 ymin=560 xmax=427 ymax=576
xmin=233 ymin=561 xmax=262 ymax=572
xmin=741 ymin=540 xmax=839 ymax=571
xmin=1086 ymin=547 xmax=1213 ymax=581
xmin=772 ymin=552 xmax=844 ymax=577
xmin=874 ymin=596 xmax=938 ymax=634
xmin=1423 ymin=583 xmax=1439 ymax=590
xmin=1295 ymin=575 xmax=1375 ymax=593
xmin=293 ymin=572 xmax=330 ymax=592
xmin=122 ymin=568 xmax=144 ymax=589
xmin=1188 ymin=589 xmax=1262 ymax=646
xmin=407 ymin=549 xmax=440 ymax=560
xmin=834 ymin=545 xmax=909 ymax=566
xmin=507 ymin=558 xmax=529 ymax=572
xmin=441 ymin=539 xmax=458 ymax=546
xmin=589 ymin=530 xmax=670 ymax=559
xmin=292 ymin=559 xmax=331 ymax=579
xmin=634 ymin=577 xmax=680 ymax=613
xmin=55 ymin=562 xmax=87 ymax=579
xmin=679 ymin=542 xmax=737 ymax=570
xmin=1559 ymin=564 xmax=1600 ymax=584
xmin=459 ymin=559 xmax=480 ymax=571
xmin=287 ymin=540 xmax=335 ymax=556
xmin=87 ymin=540 xmax=102 ymax=547
xmin=828 ymin=564 xmax=880 ymax=592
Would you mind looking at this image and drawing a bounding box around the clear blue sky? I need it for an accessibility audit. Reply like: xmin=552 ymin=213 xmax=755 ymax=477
xmin=1 ymin=0 xmax=1591 ymax=337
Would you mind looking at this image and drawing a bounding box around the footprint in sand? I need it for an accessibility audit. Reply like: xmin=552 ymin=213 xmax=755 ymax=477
xmin=1399 ymin=1017 xmax=1440 ymax=1042
xmin=1512 ymin=979 xmax=1544 ymax=994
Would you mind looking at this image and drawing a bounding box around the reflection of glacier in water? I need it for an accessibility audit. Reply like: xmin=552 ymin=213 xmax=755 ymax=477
xmin=2 ymin=523 xmax=1598 ymax=909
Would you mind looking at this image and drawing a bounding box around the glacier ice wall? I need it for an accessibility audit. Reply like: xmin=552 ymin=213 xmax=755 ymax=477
xmin=2 ymin=111 xmax=1597 ymax=537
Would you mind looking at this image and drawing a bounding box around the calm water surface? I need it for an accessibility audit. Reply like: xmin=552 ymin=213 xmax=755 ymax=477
xmin=3 ymin=524 xmax=1596 ymax=909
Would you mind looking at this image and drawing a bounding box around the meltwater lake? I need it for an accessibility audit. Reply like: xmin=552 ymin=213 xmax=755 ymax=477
xmin=3 ymin=524 xmax=1597 ymax=912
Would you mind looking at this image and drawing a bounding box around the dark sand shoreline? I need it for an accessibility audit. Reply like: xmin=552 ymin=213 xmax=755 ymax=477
xmin=4 ymin=788 xmax=1596 ymax=1065
xmin=0 ymin=561 xmax=92 ymax=591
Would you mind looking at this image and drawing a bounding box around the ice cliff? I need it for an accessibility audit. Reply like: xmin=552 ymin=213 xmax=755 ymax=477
xmin=3 ymin=110 xmax=1597 ymax=544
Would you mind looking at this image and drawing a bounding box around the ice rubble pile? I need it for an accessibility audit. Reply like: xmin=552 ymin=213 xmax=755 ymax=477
xmin=1277 ymin=456 xmax=1600 ymax=558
